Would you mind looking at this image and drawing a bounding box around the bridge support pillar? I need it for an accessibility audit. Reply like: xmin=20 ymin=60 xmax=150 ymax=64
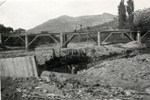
xmin=97 ymin=32 xmax=101 ymax=46
xmin=137 ymin=31 xmax=141 ymax=43
xmin=0 ymin=33 xmax=2 ymax=44
xmin=64 ymin=34 xmax=67 ymax=47
xmin=60 ymin=33 xmax=67 ymax=48
xmin=25 ymin=34 xmax=28 ymax=50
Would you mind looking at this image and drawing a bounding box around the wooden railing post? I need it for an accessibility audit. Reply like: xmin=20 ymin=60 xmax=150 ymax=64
xmin=63 ymin=34 xmax=67 ymax=48
xmin=60 ymin=33 xmax=67 ymax=48
xmin=71 ymin=66 xmax=75 ymax=74
xmin=137 ymin=31 xmax=141 ymax=42
xmin=60 ymin=33 xmax=63 ymax=48
xmin=25 ymin=34 xmax=28 ymax=50
xmin=98 ymin=31 xmax=101 ymax=46
xmin=0 ymin=33 xmax=2 ymax=44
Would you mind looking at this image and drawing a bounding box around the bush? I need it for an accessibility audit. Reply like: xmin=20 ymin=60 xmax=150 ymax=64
xmin=134 ymin=8 xmax=150 ymax=31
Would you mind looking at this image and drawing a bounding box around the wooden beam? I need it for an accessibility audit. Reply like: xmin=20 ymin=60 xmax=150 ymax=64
xmin=4 ymin=36 xmax=11 ymax=43
xmin=87 ymin=34 xmax=97 ymax=43
xmin=123 ymin=32 xmax=134 ymax=41
xmin=63 ymin=34 xmax=67 ymax=47
xmin=141 ymin=31 xmax=149 ymax=40
xmin=28 ymin=35 xmax=39 ymax=47
xmin=48 ymin=34 xmax=59 ymax=44
xmin=65 ymin=32 xmax=86 ymax=35
xmin=17 ymin=36 xmax=25 ymax=42
xmin=101 ymin=32 xmax=113 ymax=43
xmin=64 ymin=34 xmax=76 ymax=45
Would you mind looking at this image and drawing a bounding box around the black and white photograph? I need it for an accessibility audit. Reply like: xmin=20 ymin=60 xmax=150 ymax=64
xmin=0 ymin=0 xmax=150 ymax=99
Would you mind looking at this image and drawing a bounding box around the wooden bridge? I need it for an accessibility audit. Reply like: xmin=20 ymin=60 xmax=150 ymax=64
xmin=0 ymin=29 xmax=150 ymax=50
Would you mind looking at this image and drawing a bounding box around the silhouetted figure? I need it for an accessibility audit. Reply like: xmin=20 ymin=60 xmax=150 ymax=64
xmin=74 ymin=27 xmax=77 ymax=32
xmin=86 ymin=26 xmax=90 ymax=31
xmin=80 ymin=24 xmax=82 ymax=32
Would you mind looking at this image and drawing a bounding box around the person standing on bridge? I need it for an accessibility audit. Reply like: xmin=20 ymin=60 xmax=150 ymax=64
xmin=74 ymin=26 xmax=77 ymax=32
xmin=80 ymin=24 xmax=82 ymax=32
xmin=86 ymin=26 xmax=90 ymax=31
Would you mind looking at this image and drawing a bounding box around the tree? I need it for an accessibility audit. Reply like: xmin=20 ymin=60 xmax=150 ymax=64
xmin=0 ymin=24 xmax=13 ymax=33
xmin=0 ymin=24 xmax=5 ymax=33
xmin=126 ymin=0 xmax=134 ymax=30
xmin=118 ymin=0 xmax=127 ymax=29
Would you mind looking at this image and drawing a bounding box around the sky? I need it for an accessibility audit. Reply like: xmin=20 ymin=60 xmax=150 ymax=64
xmin=0 ymin=0 xmax=150 ymax=30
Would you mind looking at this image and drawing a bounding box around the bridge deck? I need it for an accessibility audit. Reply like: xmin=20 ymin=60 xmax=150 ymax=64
xmin=0 ymin=29 xmax=149 ymax=50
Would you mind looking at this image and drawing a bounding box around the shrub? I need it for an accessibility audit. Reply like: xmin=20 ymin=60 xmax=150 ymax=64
xmin=134 ymin=8 xmax=150 ymax=31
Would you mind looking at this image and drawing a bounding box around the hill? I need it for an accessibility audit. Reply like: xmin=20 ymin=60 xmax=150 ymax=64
xmin=28 ymin=13 xmax=116 ymax=33
xmin=82 ymin=19 xmax=118 ymax=32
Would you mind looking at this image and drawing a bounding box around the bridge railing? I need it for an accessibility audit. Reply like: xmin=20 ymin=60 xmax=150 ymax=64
xmin=0 ymin=29 xmax=150 ymax=50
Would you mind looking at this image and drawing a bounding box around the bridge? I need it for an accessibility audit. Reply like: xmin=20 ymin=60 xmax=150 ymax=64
xmin=0 ymin=29 xmax=150 ymax=50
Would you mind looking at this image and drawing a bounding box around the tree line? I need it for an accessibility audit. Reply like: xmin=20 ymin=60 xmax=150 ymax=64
xmin=118 ymin=0 xmax=150 ymax=31
xmin=118 ymin=0 xmax=134 ymax=30
xmin=0 ymin=24 xmax=13 ymax=33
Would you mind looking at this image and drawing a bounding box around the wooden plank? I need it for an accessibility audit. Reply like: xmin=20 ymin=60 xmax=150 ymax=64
xmin=9 ymin=58 xmax=16 ymax=77
xmin=21 ymin=57 xmax=28 ymax=77
xmin=29 ymin=56 xmax=38 ymax=77
xmin=13 ymin=57 xmax=19 ymax=77
xmin=13 ymin=57 xmax=23 ymax=77
xmin=11 ymin=58 xmax=17 ymax=77
xmin=18 ymin=57 xmax=25 ymax=77
xmin=65 ymin=32 xmax=86 ymax=35
xmin=4 ymin=58 xmax=10 ymax=76
xmin=1 ymin=59 xmax=10 ymax=76
xmin=0 ymin=59 xmax=5 ymax=76
xmin=25 ymin=57 xmax=33 ymax=77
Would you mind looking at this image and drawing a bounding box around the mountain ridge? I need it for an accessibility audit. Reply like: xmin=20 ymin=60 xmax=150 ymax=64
xmin=28 ymin=13 xmax=117 ymax=33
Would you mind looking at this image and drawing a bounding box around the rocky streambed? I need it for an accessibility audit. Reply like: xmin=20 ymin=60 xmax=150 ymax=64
xmin=1 ymin=41 xmax=150 ymax=100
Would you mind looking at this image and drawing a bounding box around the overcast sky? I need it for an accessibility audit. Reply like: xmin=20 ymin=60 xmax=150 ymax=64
xmin=0 ymin=0 xmax=150 ymax=30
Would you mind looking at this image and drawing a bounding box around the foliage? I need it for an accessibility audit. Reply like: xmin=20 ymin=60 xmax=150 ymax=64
xmin=133 ymin=8 xmax=150 ymax=31
xmin=118 ymin=0 xmax=127 ymax=29
xmin=125 ymin=0 xmax=134 ymax=30
xmin=0 ymin=24 xmax=13 ymax=33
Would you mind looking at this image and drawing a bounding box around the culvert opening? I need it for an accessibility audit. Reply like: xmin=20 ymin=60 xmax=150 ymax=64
xmin=37 ymin=47 xmax=144 ymax=75
xmin=38 ymin=48 xmax=90 ymax=75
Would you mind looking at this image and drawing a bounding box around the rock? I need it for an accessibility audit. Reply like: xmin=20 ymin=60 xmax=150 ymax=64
xmin=16 ymin=88 xmax=22 ymax=92
xmin=40 ymin=71 xmax=55 ymax=82
xmin=66 ymin=83 xmax=74 ymax=89
xmin=43 ymin=89 xmax=47 ymax=93
xmin=124 ymin=90 xmax=132 ymax=96
xmin=145 ymin=86 xmax=150 ymax=95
